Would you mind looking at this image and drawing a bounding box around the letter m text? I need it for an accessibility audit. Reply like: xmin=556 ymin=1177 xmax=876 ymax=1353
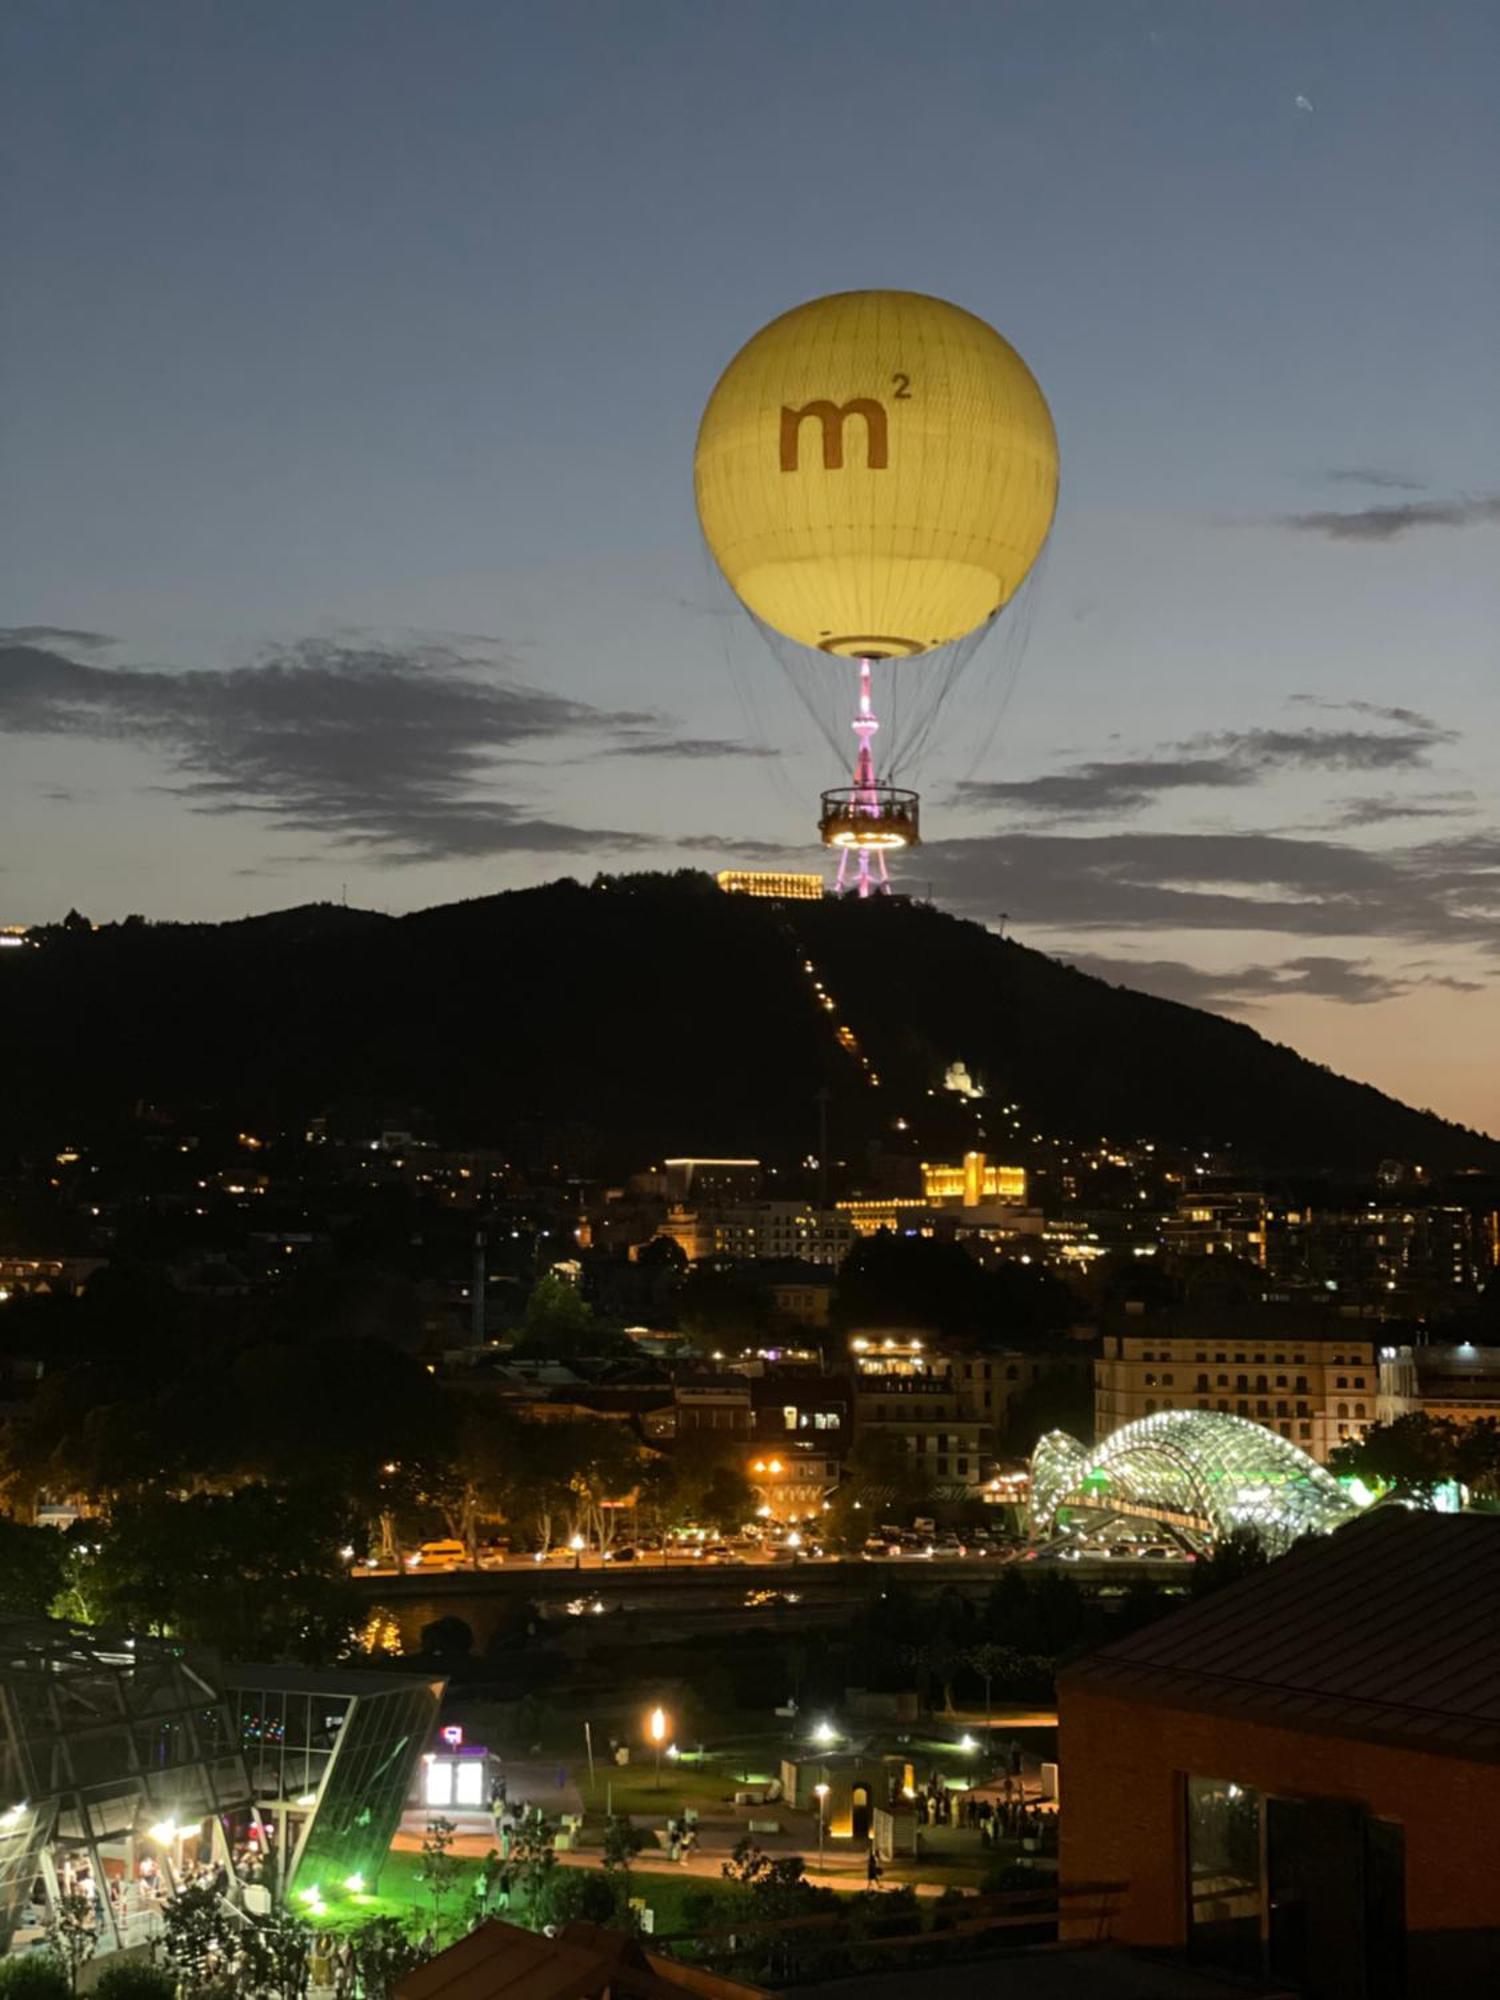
xmin=779 ymin=399 xmax=889 ymax=472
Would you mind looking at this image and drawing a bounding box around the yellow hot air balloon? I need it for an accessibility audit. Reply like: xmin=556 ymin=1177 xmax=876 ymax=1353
xmin=694 ymin=289 xmax=1057 ymax=659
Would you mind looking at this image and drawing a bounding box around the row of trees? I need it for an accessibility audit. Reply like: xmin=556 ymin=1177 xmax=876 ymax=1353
xmin=1329 ymin=1411 xmax=1500 ymax=1502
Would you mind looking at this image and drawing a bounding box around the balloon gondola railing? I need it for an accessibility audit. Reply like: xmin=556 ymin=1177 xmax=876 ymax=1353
xmin=818 ymin=786 xmax=920 ymax=851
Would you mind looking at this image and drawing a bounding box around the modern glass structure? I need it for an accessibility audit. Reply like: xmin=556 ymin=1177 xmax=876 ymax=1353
xmin=226 ymin=1666 xmax=444 ymax=1900
xmin=0 ymin=1617 xmax=443 ymax=1962
xmin=0 ymin=1616 xmax=248 ymax=1952
xmin=1029 ymin=1410 xmax=1360 ymax=1554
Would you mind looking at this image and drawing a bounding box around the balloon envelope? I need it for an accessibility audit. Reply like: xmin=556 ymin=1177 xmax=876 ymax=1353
xmin=695 ymin=290 xmax=1058 ymax=658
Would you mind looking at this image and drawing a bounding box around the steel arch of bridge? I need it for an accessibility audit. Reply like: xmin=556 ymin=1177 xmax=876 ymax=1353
xmin=1028 ymin=1409 xmax=1358 ymax=1554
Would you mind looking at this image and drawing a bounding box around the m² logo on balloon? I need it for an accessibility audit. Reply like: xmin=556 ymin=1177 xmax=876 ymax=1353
xmin=778 ymin=397 xmax=891 ymax=473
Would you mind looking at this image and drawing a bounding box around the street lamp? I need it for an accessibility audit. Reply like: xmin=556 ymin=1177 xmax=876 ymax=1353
xmin=649 ymin=1706 xmax=669 ymax=1792
xmin=569 ymin=1532 xmax=585 ymax=1572
xmin=813 ymin=1783 xmax=829 ymax=1876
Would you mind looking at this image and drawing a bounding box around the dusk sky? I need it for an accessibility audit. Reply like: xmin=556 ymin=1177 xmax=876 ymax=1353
xmin=3 ymin=2 xmax=1497 ymax=1131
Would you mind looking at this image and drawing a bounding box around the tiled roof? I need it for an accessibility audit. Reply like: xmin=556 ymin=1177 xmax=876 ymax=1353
xmin=1062 ymin=1510 xmax=1500 ymax=1759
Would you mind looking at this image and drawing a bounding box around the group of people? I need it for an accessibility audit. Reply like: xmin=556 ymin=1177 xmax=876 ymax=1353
xmin=664 ymin=1815 xmax=699 ymax=1864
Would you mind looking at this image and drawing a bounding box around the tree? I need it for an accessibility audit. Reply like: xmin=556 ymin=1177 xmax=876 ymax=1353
xmin=601 ymin=1814 xmax=649 ymax=1889
xmin=676 ymin=1266 xmax=773 ymax=1347
xmin=158 ymin=1884 xmax=226 ymax=1996
xmin=534 ymin=1869 xmax=617 ymax=1928
xmin=698 ymin=1465 xmax=755 ymax=1533
xmin=80 ymin=1486 xmax=359 ymax=1661
xmin=963 ymin=1642 xmax=1022 ymax=1727
xmin=91 ymin=1966 xmax=177 ymax=2000
xmin=639 ymin=1431 xmax=750 ymax=1534
xmin=43 ymin=1895 xmax=95 ymax=1994
xmin=1189 ymin=1524 xmax=1271 ymax=1598
xmin=0 ymin=1518 xmax=67 ymax=1615
xmin=1001 ymin=1366 xmax=1094 ymax=1456
xmin=826 ymin=1429 xmax=930 ymax=1540
xmin=901 ymin=1638 xmax=961 ymax=1715
xmin=509 ymin=1816 xmax=558 ymax=1920
xmin=833 ymin=1234 xmax=989 ymax=1336
xmin=1329 ymin=1412 xmax=1463 ymax=1504
xmin=417 ymin=1817 xmax=460 ymax=1937
xmin=0 ymin=1961 xmax=72 ymax=1999
xmin=347 ymin=1916 xmax=428 ymax=1999
xmin=513 ymin=1273 xmax=599 ymax=1359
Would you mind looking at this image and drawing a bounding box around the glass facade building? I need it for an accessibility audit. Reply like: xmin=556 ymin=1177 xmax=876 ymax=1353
xmin=0 ymin=1615 xmax=443 ymax=1960
xmin=225 ymin=1667 xmax=444 ymax=1899
xmin=0 ymin=1616 xmax=248 ymax=1952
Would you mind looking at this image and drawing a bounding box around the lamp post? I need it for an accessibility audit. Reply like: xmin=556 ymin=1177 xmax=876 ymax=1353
xmin=649 ymin=1707 xmax=669 ymax=1792
xmin=569 ymin=1532 xmax=585 ymax=1572
xmin=813 ymin=1783 xmax=829 ymax=1878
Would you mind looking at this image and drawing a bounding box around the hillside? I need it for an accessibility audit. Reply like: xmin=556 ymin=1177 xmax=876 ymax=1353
xmin=1 ymin=874 xmax=1493 ymax=1176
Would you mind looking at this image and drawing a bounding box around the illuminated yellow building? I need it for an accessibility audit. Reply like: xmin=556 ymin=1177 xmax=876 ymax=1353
xmin=716 ymin=870 xmax=823 ymax=901
xmin=921 ymin=1153 xmax=1028 ymax=1206
xmin=838 ymin=1153 xmax=1029 ymax=1237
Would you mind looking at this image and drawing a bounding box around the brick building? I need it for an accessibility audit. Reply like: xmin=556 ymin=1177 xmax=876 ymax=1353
xmin=1059 ymin=1511 xmax=1500 ymax=1995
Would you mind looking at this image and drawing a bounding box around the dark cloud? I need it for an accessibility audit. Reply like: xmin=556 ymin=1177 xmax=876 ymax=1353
xmin=1062 ymin=952 xmax=1423 ymax=1009
xmin=1194 ymin=722 xmax=1453 ymax=770
xmin=0 ymin=625 xmax=116 ymax=652
xmin=603 ymin=736 xmax=780 ymax=761
xmin=1326 ymin=793 xmax=1477 ymax=829
xmin=956 ymin=756 xmax=1249 ymax=816
xmin=0 ymin=636 xmax=663 ymax=864
xmin=1289 ymin=697 xmax=1440 ymax=728
xmin=1282 ymin=494 xmax=1500 ymax=540
xmin=956 ymin=716 xmax=1453 ymax=821
xmin=924 ymin=827 xmax=1500 ymax=955
xmin=1321 ymin=469 xmax=1426 ymax=492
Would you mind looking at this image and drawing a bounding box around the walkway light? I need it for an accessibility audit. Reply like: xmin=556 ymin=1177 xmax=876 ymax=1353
xmin=648 ymin=1706 xmax=670 ymax=1791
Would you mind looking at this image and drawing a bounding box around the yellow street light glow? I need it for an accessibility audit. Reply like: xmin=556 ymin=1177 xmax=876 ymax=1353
xmin=649 ymin=1707 xmax=668 ymax=1745
xmin=813 ymin=1783 xmax=829 ymax=1799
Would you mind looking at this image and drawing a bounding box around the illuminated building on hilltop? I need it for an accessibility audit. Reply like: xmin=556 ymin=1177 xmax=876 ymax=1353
xmin=838 ymin=1151 xmax=1034 ymax=1246
xmin=716 ymin=870 xmax=823 ymax=901
xmin=920 ymin=1154 xmax=1027 ymax=1205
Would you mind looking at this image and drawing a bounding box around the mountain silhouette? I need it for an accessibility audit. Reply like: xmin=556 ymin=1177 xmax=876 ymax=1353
xmin=2 ymin=873 xmax=1492 ymax=1177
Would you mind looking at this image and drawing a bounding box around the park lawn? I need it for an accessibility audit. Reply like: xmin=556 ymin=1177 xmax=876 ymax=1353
xmin=308 ymin=1850 xmax=743 ymax=1944
xmin=585 ymin=1759 xmax=754 ymax=1818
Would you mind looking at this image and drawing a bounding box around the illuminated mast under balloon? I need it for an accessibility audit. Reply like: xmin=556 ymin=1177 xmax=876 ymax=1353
xmin=818 ymin=658 xmax=918 ymax=897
